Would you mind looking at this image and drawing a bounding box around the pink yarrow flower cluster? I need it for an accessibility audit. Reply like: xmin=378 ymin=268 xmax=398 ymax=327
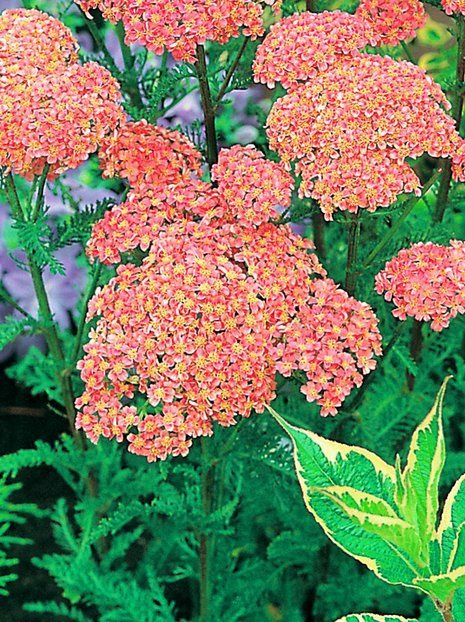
xmin=254 ymin=8 xmax=465 ymax=219
xmin=77 ymin=128 xmax=382 ymax=460
xmin=441 ymin=0 xmax=465 ymax=15
xmin=74 ymin=0 xmax=280 ymax=62
xmin=0 ymin=9 xmax=123 ymax=180
xmin=260 ymin=47 xmax=464 ymax=219
xmin=375 ymin=241 xmax=465 ymax=331
xmin=355 ymin=0 xmax=426 ymax=47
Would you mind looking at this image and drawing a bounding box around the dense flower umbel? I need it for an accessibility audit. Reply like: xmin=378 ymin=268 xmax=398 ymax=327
xmin=252 ymin=11 xmax=369 ymax=90
xmin=99 ymin=121 xmax=203 ymax=190
xmin=356 ymin=0 xmax=426 ymax=46
xmin=441 ymin=0 xmax=465 ymax=15
xmin=0 ymin=8 xmax=123 ymax=180
xmin=74 ymin=0 xmax=280 ymax=62
xmin=78 ymin=144 xmax=382 ymax=459
xmin=0 ymin=9 xmax=78 ymax=79
xmin=375 ymin=241 xmax=465 ymax=331
xmin=266 ymin=53 xmax=464 ymax=219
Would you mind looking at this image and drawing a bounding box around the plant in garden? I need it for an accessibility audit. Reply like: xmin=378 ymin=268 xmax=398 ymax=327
xmin=0 ymin=0 xmax=464 ymax=620
xmin=268 ymin=379 xmax=465 ymax=622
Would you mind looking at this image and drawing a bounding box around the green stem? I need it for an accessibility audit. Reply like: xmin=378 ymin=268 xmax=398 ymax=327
xmin=199 ymin=438 xmax=214 ymax=622
xmin=5 ymin=174 xmax=80 ymax=442
xmin=313 ymin=211 xmax=326 ymax=260
xmin=30 ymin=163 xmax=50 ymax=221
xmin=346 ymin=320 xmax=406 ymax=412
xmin=400 ymin=40 xmax=415 ymax=64
xmin=195 ymin=45 xmax=219 ymax=169
xmin=345 ymin=214 xmax=361 ymax=296
xmin=71 ymin=263 xmax=102 ymax=365
xmin=115 ymin=21 xmax=144 ymax=109
xmin=434 ymin=13 xmax=465 ymax=223
xmin=214 ymin=38 xmax=248 ymax=107
xmin=363 ymin=170 xmax=441 ymax=270
xmin=406 ymin=318 xmax=423 ymax=391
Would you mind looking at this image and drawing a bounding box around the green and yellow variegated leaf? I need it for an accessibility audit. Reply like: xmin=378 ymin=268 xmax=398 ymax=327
xmin=334 ymin=614 xmax=417 ymax=622
xmin=320 ymin=487 xmax=422 ymax=562
xmin=437 ymin=473 xmax=465 ymax=573
xmin=414 ymin=566 xmax=465 ymax=602
xmin=267 ymin=407 xmax=421 ymax=587
xmin=396 ymin=378 xmax=450 ymax=559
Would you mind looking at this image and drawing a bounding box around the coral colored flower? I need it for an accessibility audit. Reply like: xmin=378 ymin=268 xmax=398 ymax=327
xmin=0 ymin=9 xmax=124 ymax=180
xmin=99 ymin=121 xmax=203 ymax=189
xmin=253 ymin=10 xmax=369 ymax=89
xmin=75 ymin=0 xmax=280 ymax=62
xmin=356 ymin=0 xmax=426 ymax=46
xmin=78 ymin=144 xmax=383 ymax=460
xmin=266 ymin=53 xmax=464 ymax=219
xmin=441 ymin=0 xmax=465 ymax=15
xmin=375 ymin=241 xmax=465 ymax=331
xmin=0 ymin=8 xmax=78 ymax=79
xmin=211 ymin=144 xmax=294 ymax=226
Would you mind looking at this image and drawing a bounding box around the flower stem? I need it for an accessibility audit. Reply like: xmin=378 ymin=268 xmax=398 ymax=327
xmin=115 ymin=21 xmax=144 ymax=109
xmin=71 ymin=262 xmax=102 ymax=365
xmin=363 ymin=170 xmax=441 ymax=270
xmin=214 ymin=37 xmax=248 ymax=108
xmin=433 ymin=597 xmax=453 ymax=622
xmin=199 ymin=437 xmax=214 ymax=622
xmin=195 ymin=45 xmax=219 ymax=169
xmin=5 ymin=174 xmax=80 ymax=443
xmin=434 ymin=13 xmax=465 ymax=223
xmin=345 ymin=214 xmax=361 ymax=296
xmin=406 ymin=318 xmax=423 ymax=391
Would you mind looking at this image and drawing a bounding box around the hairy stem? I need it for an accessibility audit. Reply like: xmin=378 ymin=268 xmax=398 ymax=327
xmin=407 ymin=319 xmax=423 ymax=391
xmin=434 ymin=13 xmax=465 ymax=223
xmin=345 ymin=214 xmax=361 ymax=296
xmin=195 ymin=45 xmax=219 ymax=169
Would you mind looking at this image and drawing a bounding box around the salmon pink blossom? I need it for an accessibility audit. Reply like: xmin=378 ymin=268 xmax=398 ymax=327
xmin=78 ymin=143 xmax=383 ymax=460
xmin=74 ymin=0 xmax=281 ymax=62
xmin=0 ymin=8 xmax=124 ymax=180
xmin=266 ymin=53 xmax=464 ymax=219
xmin=356 ymin=0 xmax=426 ymax=46
xmin=375 ymin=241 xmax=465 ymax=331
xmin=441 ymin=0 xmax=465 ymax=15
xmin=252 ymin=11 xmax=369 ymax=90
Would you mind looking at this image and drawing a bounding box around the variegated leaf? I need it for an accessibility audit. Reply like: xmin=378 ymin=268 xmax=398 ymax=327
xmin=414 ymin=566 xmax=465 ymax=602
xmin=437 ymin=473 xmax=465 ymax=573
xmin=267 ymin=406 xmax=422 ymax=587
xmin=334 ymin=615 xmax=417 ymax=622
xmin=396 ymin=378 xmax=450 ymax=561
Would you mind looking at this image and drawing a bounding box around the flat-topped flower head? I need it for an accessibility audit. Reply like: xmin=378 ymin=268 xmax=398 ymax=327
xmin=356 ymin=0 xmax=426 ymax=46
xmin=87 ymin=144 xmax=293 ymax=263
xmin=80 ymin=138 xmax=383 ymax=459
xmin=0 ymin=62 xmax=124 ymax=180
xmin=0 ymin=8 xmax=78 ymax=80
xmin=99 ymin=121 xmax=203 ymax=189
xmin=0 ymin=8 xmax=124 ymax=180
xmin=75 ymin=0 xmax=280 ymax=62
xmin=441 ymin=0 xmax=465 ymax=15
xmin=266 ymin=53 xmax=463 ymax=219
xmin=375 ymin=241 xmax=465 ymax=331
xmin=253 ymin=10 xmax=369 ymax=89
xmin=211 ymin=144 xmax=294 ymax=225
